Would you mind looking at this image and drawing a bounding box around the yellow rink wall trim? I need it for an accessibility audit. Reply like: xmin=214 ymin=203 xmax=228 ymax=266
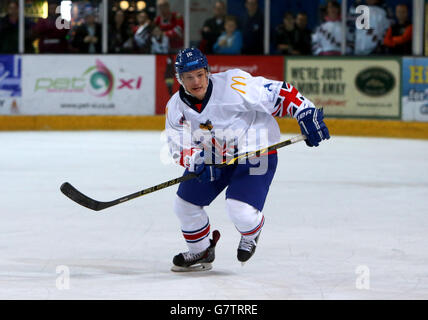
xmin=0 ymin=115 xmax=428 ymax=139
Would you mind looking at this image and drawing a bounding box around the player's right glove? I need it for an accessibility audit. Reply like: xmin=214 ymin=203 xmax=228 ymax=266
xmin=187 ymin=149 xmax=221 ymax=183
xmin=296 ymin=107 xmax=330 ymax=147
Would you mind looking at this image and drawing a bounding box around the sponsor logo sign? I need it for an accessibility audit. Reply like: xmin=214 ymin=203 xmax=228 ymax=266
xmin=0 ymin=55 xmax=21 ymax=114
xmin=355 ymin=67 xmax=395 ymax=97
xmin=402 ymin=57 xmax=428 ymax=121
xmin=22 ymin=55 xmax=155 ymax=115
xmin=285 ymin=58 xmax=401 ymax=118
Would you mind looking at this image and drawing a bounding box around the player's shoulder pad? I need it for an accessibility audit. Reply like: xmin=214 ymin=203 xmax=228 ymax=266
xmin=212 ymin=69 xmax=262 ymax=106
xmin=167 ymin=90 xmax=181 ymax=106
xmin=224 ymin=68 xmax=258 ymax=97
xmin=223 ymin=68 xmax=252 ymax=79
xmin=165 ymin=92 xmax=182 ymax=115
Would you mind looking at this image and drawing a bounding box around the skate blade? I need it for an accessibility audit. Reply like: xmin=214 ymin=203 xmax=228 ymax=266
xmin=171 ymin=263 xmax=212 ymax=272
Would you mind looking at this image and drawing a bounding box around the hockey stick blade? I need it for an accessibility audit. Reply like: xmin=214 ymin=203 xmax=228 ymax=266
xmin=60 ymin=182 xmax=113 ymax=211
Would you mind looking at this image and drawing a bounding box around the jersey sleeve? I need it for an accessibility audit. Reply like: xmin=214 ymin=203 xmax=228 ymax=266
xmin=228 ymin=69 xmax=315 ymax=118
xmin=165 ymin=99 xmax=202 ymax=168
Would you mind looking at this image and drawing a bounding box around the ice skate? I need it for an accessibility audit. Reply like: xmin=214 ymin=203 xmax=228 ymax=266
xmin=171 ymin=230 xmax=220 ymax=272
xmin=237 ymin=232 xmax=260 ymax=265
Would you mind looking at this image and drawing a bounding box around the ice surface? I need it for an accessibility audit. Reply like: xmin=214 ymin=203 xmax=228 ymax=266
xmin=0 ymin=131 xmax=427 ymax=299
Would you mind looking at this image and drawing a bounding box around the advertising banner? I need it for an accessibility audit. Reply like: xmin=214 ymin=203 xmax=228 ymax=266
xmin=21 ymin=55 xmax=155 ymax=115
xmin=155 ymin=55 xmax=284 ymax=114
xmin=0 ymin=55 xmax=21 ymax=115
xmin=285 ymin=57 xmax=401 ymax=119
xmin=402 ymin=57 xmax=428 ymax=122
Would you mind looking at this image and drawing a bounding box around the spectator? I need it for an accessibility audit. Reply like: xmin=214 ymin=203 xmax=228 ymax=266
xmin=274 ymin=12 xmax=297 ymax=55
xmin=151 ymin=25 xmax=169 ymax=54
xmin=127 ymin=11 xmax=138 ymax=31
xmin=0 ymin=1 xmax=19 ymax=53
xmin=383 ymin=4 xmax=412 ymax=55
xmin=164 ymin=55 xmax=175 ymax=97
xmin=133 ymin=10 xmax=152 ymax=53
xmin=240 ymin=0 xmax=264 ymax=54
xmin=352 ymin=0 xmax=390 ymax=55
xmin=200 ymin=0 xmax=227 ymax=54
xmin=32 ymin=1 xmax=70 ymax=53
xmin=312 ymin=0 xmax=342 ymax=55
xmin=213 ymin=15 xmax=243 ymax=54
xmin=294 ymin=12 xmax=312 ymax=55
xmin=154 ymin=0 xmax=184 ymax=53
xmin=109 ymin=10 xmax=132 ymax=53
xmin=71 ymin=8 xmax=102 ymax=53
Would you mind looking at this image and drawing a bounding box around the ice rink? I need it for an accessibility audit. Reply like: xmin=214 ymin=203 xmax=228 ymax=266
xmin=0 ymin=130 xmax=427 ymax=299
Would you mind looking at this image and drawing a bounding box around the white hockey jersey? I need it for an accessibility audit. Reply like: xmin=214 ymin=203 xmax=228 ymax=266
xmin=353 ymin=5 xmax=390 ymax=55
xmin=165 ymin=69 xmax=312 ymax=167
xmin=312 ymin=21 xmax=343 ymax=55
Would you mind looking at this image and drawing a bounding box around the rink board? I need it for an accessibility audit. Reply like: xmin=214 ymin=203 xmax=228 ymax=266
xmin=285 ymin=57 xmax=402 ymax=119
xmin=21 ymin=55 xmax=155 ymax=115
xmin=402 ymin=57 xmax=428 ymax=122
xmin=1 ymin=54 xmax=428 ymax=138
xmin=0 ymin=115 xmax=427 ymax=139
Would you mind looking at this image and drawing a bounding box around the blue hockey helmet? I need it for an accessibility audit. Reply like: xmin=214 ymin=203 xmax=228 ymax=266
xmin=175 ymin=47 xmax=209 ymax=77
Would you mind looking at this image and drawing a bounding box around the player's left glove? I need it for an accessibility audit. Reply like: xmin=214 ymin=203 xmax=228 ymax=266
xmin=296 ymin=107 xmax=330 ymax=147
xmin=188 ymin=149 xmax=222 ymax=183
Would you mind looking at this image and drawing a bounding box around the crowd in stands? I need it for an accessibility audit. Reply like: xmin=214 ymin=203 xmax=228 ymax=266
xmin=0 ymin=0 xmax=182 ymax=54
xmin=0 ymin=0 xmax=413 ymax=55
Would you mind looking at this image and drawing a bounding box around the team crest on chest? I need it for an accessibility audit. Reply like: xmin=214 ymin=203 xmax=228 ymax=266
xmin=199 ymin=119 xmax=213 ymax=131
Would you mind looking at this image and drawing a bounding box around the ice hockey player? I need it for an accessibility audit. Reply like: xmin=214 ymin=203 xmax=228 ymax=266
xmin=165 ymin=47 xmax=329 ymax=271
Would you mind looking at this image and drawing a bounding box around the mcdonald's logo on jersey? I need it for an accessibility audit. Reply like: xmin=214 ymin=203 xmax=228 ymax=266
xmin=230 ymin=76 xmax=247 ymax=94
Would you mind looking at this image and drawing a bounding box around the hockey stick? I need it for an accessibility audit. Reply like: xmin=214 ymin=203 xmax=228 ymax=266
xmin=60 ymin=134 xmax=306 ymax=211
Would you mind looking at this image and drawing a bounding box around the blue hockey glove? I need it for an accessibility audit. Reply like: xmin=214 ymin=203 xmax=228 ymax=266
xmin=188 ymin=150 xmax=221 ymax=183
xmin=296 ymin=107 xmax=330 ymax=147
xmin=195 ymin=163 xmax=222 ymax=183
